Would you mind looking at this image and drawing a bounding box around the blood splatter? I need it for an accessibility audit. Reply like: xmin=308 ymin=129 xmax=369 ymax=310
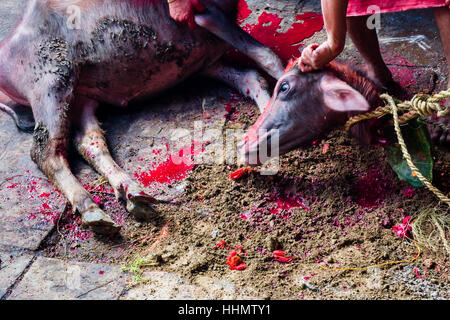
xmin=135 ymin=141 xmax=204 ymax=187
xmin=237 ymin=0 xmax=252 ymax=22
xmin=236 ymin=1 xmax=323 ymax=63
xmin=352 ymin=167 xmax=390 ymax=208
xmin=268 ymin=194 xmax=310 ymax=217
xmin=241 ymin=12 xmax=323 ymax=62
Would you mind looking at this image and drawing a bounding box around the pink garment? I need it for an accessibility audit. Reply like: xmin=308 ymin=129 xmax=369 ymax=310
xmin=347 ymin=0 xmax=446 ymax=16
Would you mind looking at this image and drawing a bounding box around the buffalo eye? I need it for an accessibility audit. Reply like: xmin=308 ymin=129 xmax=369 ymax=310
xmin=279 ymin=81 xmax=290 ymax=94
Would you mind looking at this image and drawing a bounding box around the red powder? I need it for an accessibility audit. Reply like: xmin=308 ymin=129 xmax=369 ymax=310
xmin=28 ymin=202 xmax=61 ymax=224
xmin=3 ymin=174 xmax=64 ymax=224
xmin=135 ymin=141 xmax=204 ymax=187
xmin=63 ymin=216 xmax=92 ymax=242
xmin=403 ymin=188 xmax=415 ymax=198
xmin=392 ymin=216 xmax=412 ymax=238
xmin=269 ymin=195 xmax=310 ymax=217
xmin=93 ymin=196 xmax=102 ymax=205
xmin=83 ymin=182 xmax=114 ymax=195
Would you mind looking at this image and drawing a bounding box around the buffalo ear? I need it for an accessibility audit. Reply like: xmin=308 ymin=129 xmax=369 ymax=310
xmin=320 ymin=75 xmax=370 ymax=112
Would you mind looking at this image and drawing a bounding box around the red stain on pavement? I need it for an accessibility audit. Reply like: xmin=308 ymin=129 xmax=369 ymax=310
xmin=237 ymin=0 xmax=323 ymax=62
xmin=240 ymin=12 xmax=323 ymax=62
xmin=237 ymin=0 xmax=252 ymax=22
xmin=135 ymin=141 xmax=205 ymax=187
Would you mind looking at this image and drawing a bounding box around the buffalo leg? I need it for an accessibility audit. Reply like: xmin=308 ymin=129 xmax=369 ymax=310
xmin=203 ymin=62 xmax=271 ymax=112
xmin=72 ymin=96 xmax=157 ymax=220
xmin=30 ymin=92 xmax=120 ymax=235
xmin=195 ymin=2 xmax=284 ymax=80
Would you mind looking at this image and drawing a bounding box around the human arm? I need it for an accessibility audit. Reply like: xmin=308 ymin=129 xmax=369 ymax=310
xmin=168 ymin=0 xmax=205 ymax=30
xmin=299 ymin=0 xmax=349 ymax=71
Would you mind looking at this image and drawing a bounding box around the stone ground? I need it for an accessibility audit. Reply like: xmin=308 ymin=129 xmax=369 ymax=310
xmin=0 ymin=1 xmax=448 ymax=300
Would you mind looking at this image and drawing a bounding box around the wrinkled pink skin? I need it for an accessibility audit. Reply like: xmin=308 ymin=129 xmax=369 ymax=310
xmin=0 ymin=0 xmax=283 ymax=234
xmin=238 ymin=61 xmax=384 ymax=165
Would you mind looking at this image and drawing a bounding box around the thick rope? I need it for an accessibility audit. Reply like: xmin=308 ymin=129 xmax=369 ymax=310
xmin=344 ymin=90 xmax=450 ymax=207
xmin=345 ymin=89 xmax=450 ymax=132
xmin=345 ymin=89 xmax=450 ymax=206
xmin=331 ymin=90 xmax=450 ymax=265
xmin=381 ymin=93 xmax=450 ymax=207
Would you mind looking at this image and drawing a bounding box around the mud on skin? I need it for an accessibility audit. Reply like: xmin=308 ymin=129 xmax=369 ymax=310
xmin=31 ymin=122 xmax=50 ymax=164
xmin=88 ymin=18 xmax=197 ymax=69
xmin=34 ymin=38 xmax=74 ymax=89
xmin=90 ymin=18 xmax=158 ymax=59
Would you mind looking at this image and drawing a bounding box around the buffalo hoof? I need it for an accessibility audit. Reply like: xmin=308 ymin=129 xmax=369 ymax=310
xmin=126 ymin=190 xmax=158 ymax=221
xmin=82 ymin=208 xmax=121 ymax=235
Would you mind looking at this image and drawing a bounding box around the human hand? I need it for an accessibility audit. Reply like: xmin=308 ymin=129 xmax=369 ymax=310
xmin=298 ymin=41 xmax=343 ymax=72
xmin=168 ymin=0 xmax=205 ymax=30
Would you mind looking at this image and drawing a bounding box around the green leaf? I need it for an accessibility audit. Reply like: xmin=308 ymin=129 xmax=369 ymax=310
xmin=384 ymin=118 xmax=433 ymax=187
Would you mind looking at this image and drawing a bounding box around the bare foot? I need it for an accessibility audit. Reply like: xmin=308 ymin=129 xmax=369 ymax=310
xmin=367 ymin=66 xmax=409 ymax=100
xmin=429 ymin=98 xmax=450 ymax=146
xmin=367 ymin=65 xmax=393 ymax=88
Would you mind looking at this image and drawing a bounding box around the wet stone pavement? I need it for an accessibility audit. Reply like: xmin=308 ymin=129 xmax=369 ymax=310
xmin=0 ymin=0 xmax=448 ymax=299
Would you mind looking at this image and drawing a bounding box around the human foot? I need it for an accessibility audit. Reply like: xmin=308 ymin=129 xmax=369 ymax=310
xmin=428 ymin=97 xmax=450 ymax=146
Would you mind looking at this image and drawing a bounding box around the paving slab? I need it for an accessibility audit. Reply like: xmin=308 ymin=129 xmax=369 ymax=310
xmin=0 ymin=250 xmax=34 ymax=298
xmin=7 ymin=256 xmax=129 ymax=300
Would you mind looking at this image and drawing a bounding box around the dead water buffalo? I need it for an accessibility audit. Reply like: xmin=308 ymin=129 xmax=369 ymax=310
xmin=0 ymin=0 xmax=382 ymax=236
xmin=0 ymin=0 xmax=285 ymax=234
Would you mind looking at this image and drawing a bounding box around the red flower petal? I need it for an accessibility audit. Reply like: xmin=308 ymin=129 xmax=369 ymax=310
xmin=230 ymin=168 xmax=252 ymax=180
